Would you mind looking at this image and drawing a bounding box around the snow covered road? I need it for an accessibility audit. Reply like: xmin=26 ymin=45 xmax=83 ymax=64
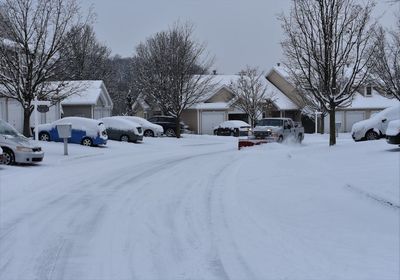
xmin=0 ymin=134 xmax=399 ymax=280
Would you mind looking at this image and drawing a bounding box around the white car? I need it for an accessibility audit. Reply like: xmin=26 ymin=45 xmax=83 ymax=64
xmin=351 ymin=103 xmax=400 ymax=141
xmin=117 ymin=116 xmax=164 ymax=137
xmin=0 ymin=120 xmax=44 ymax=165
xmin=213 ymin=120 xmax=251 ymax=137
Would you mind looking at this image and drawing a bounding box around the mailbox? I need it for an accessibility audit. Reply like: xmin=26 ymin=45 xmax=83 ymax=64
xmin=56 ymin=124 xmax=72 ymax=138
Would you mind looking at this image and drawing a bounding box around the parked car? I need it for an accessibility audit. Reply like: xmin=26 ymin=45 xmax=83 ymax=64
xmin=37 ymin=117 xmax=107 ymax=146
xmin=213 ymin=120 xmax=251 ymax=136
xmin=147 ymin=116 xmax=189 ymax=137
xmin=386 ymin=120 xmax=400 ymax=146
xmin=118 ymin=116 xmax=163 ymax=137
xmin=0 ymin=120 xmax=44 ymax=165
xmin=351 ymin=104 xmax=400 ymax=141
xmin=100 ymin=117 xmax=143 ymax=143
xmin=253 ymin=118 xmax=304 ymax=143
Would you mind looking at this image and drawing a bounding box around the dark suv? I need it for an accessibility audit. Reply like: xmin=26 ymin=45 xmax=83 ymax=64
xmin=147 ymin=116 xmax=188 ymax=137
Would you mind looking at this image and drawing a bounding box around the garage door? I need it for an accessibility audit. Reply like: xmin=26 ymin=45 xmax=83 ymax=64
xmin=201 ymin=111 xmax=225 ymax=135
xmin=346 ymin=111 xmax=365 ymax=132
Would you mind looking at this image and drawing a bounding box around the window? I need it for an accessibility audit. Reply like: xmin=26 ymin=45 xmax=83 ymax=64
xmin=366 ymin=86 xmax=372 ymax=96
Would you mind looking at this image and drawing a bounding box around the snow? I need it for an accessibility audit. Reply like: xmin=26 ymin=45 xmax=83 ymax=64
xmin=0 ymin=134 xmax=398 ymax=280
xmin=59 ymin=81 xmax=106 ymax=105
xmin=100 ymin=117 xmax=140 ymax=134
xmin=38 ymin=117 xmax=106 ymax=138
xmin=216 ymin=120 xmax=250 ymax=129
xmin=351 ymin=104 xmax=400 ymax=136
xmin=117 ymin=116 xmax=163 ymax=133
xmin=349 ymin=92 xmax=399 ymax=109
xmin=387 ymin=120 xmax=400 ymax=136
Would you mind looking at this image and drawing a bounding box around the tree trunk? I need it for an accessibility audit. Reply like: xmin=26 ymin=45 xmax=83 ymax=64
xmin=175 ymin=116 xmax=181 ymax=138
xmin=23 ymin=107 xmax=32 ymax=137
xmin=329 ymin=106 xmax=336 ymax=146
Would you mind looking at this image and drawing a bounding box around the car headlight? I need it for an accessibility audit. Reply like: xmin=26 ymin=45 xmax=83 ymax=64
xmin=16 ymin=146 xmax=33 ymax=152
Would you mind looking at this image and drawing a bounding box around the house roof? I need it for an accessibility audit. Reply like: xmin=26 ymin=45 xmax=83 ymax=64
xmin=348 ymin=91 xmax=399 ymax=109
xmin=59 ymin=80 xmax=112 ymax=107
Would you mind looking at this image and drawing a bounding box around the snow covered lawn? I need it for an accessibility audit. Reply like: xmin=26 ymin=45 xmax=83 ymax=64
xmin=0 ymin=134 xmax=399 ymax=280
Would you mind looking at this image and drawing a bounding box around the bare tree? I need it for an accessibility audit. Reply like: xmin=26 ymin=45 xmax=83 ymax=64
xmin=133 ymin=22 xmax=215 ymax=138
xmin=59 ymin=24 xmax=111 ymax=81
xmin=0 ymin=0 xmax=84 ymax=136
xmin=280 ymin=0 xmax=377 ymax=145
xmin=372 ymin=16 xmax=400 ymax=100
xmin=229 ymin=67 xmax=276 ymax=127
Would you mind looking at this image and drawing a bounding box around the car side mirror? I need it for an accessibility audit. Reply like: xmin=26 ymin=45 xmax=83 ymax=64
xmin=382 ymin=118 xmax=387 ymax=123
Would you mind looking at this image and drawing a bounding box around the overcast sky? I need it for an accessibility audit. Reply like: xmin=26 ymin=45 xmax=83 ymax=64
xmin=80 ymin=0 xmax=398 ymax=74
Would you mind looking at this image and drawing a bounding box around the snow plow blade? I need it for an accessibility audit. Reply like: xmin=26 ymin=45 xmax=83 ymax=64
xmin=238 ymin=139 xmax=268 ymax=150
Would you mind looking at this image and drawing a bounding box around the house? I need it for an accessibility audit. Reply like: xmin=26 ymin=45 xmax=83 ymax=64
xmin=0 ymin=80 xmax=113 ymax=133
xmin=60 ymin=80 xmax=113 ymax=119
xmin=133 ymin=74 xmax=303 ymax=135
xmin=269 ymin=65 xmax=399 ymax=133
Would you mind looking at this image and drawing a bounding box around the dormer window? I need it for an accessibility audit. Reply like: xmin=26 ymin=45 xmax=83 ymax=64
xmin=366 ymin=86 xmax=372 ymax=97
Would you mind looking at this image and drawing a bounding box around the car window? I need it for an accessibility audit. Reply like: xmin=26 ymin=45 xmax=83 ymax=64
xmin=0 ymin=120 xmax=20 ymax=137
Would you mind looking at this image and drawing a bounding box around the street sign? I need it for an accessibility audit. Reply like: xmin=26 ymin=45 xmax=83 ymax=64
xmin=37 ymin=105 xmax=49 ymax=113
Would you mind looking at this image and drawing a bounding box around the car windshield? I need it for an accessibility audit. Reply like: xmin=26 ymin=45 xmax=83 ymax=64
xmin=0 ymin=120 xmax=22 ymax=137
xmin=257 ymin=119 xmax=284 ymax=127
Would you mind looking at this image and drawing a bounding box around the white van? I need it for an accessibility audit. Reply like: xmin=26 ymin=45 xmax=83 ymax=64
xmin=0 ymin=120 xmax=44 ymax=165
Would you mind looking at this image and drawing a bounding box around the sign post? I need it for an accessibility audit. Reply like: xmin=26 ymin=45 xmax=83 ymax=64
xmin=315 ymin=111 xmax=322 ymax=134
xmin=56 ymin=124 xmax=72 ymax=155
xmin=33 ymin=97 xmax=51 ymax=142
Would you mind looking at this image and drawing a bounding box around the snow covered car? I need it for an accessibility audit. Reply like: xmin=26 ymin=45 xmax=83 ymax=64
xmin=148 ymin=116 xmax=189 ymax=137
xmin=118 ymin=116 xmax=163 ymax=137
xmin=386 ymin=120 xmax=400 ymax=146
xmin=37 ymin=117 xmax=107 ymax=146
xmin=351 ymin=103 xmax=400 ymax=141
xmin=213 ymin=120 xmax=251 ymax=136
xmin=253 ymin=118 xmax=304 ymax=143
xmin=0 ymin=120 xmax=44 ymax=165
xmin=100 ymin=117 xmax=143 ymax=143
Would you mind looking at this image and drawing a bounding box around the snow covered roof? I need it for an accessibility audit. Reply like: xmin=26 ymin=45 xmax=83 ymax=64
xmin=347 ymin=91 xmax=399 ymax=110
xmin=265 ymin=79 xmax=299 ymax=110
xmin=59 ymin=81 xmax=112 ymax=107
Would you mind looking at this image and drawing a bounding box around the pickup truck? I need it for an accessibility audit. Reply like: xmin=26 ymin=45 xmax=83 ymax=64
xmin=253 ymin=118 xmax=304 ymax=143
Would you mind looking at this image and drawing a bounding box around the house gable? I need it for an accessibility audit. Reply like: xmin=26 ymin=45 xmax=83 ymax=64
xmin=266 ymin=68 xmax=305 ymax=108
xmin=205 ymin=87 xmax=235 ymax=103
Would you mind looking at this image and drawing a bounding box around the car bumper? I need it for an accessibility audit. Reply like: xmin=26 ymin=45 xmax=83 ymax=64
xmin=131 ymin=135 xmax=143 ymax=142
xmin=93 ymin=138 xmax=107 ymax=145
xmin=387 ymin=134 xmax=400 ymax=145
xmin=14 ymin=151 xmax=44 ymax=164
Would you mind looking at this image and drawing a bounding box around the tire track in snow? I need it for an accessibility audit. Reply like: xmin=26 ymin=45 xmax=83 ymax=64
xmin=0 ymin=146 xmax=235 ymax=279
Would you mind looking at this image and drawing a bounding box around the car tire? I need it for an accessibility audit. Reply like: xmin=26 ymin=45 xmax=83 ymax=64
xmin=144 ymin=130 xmax=154 ymax=137
xmin=39 ymin=132 xmax=50 ymax=141
xmin=81 ymin=137 xmax=93 ymax=146
xmin=365 ymin=130 xmax=379 ymax=140
xmin=277 ymin=135 xmax=284 ymax=143
xmin=165 ymin=128 xmax=176 ymax=137
xmin=214 ymin=130 xmax=218 ymax=135
xmin=120 ymin=135 xmax=129 ymax=142
xmin=1 ymin=148 xmax=15 ymax=165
